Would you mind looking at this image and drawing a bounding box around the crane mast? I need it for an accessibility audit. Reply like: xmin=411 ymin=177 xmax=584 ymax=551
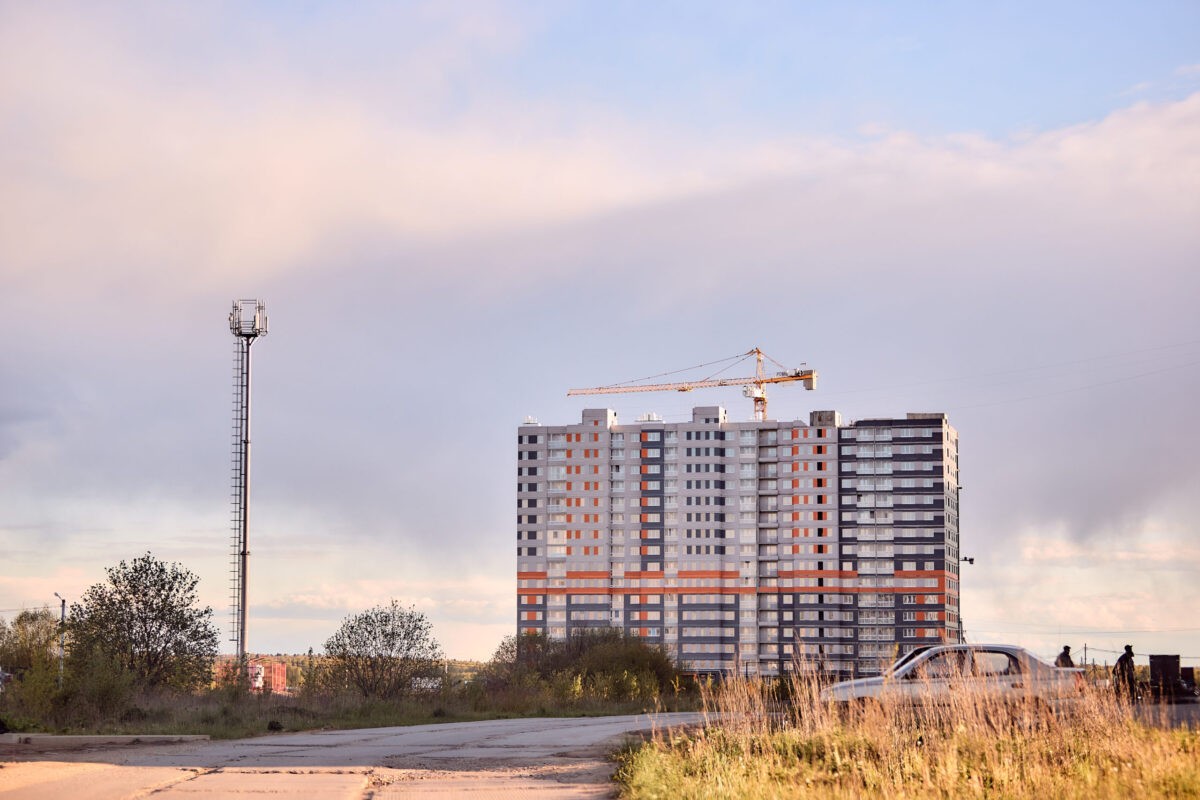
xmin=567 ymin=347 xmax=816 ymax=422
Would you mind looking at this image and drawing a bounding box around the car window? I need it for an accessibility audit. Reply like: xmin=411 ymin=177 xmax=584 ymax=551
xmin=909 ymin=651 xmax=967 ymax=680
xmin=973 ymin=651 xmax=1020 ymax=676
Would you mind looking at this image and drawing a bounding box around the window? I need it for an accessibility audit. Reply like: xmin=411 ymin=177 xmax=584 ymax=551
xmin=973 ymin=651 xmax=1019 ymax=677
xmin=909 ymin=651 xmax=967 ymax=679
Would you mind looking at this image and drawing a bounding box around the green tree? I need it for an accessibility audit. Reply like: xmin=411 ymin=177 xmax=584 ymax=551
xmin=324 ymin=601 xmax=443 ymax=699
xmin=0 ymin=607 xmax=58 ymax=674
xmin=67 ymin=552 xmax=219 ymax=690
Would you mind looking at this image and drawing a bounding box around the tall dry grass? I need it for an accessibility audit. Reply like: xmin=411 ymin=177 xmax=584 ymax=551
xmin=617 ymin=670 xmax=1200 ymax=799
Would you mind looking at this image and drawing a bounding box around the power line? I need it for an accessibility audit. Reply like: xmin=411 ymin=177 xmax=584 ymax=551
xmin=968 ymin=621 xmax=1200 ymax=634
xmin=945 ymin=359 xmax=1200 ymax=412
xmin=1084 ymin=646 xmax=1200 ymax=661
xmin=822 ymin=337 xmax=1200 ymax=399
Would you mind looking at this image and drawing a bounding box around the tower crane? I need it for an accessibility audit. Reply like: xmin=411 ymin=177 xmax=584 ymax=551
xmin=567 ymin=348 xmax=816 ymax=422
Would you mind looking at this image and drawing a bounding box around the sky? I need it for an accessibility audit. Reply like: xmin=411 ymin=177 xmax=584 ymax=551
xmin=2 ymin=1 xmax=1198 ymax=666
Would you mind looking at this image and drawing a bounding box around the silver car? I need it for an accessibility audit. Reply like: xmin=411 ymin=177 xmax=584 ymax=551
xmin=820 ymin=644 xmax=1084 ymax=704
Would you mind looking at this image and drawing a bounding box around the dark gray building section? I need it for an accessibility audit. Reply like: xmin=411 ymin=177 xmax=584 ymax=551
xmin=838 ymin=413 xmax=961 ymax=675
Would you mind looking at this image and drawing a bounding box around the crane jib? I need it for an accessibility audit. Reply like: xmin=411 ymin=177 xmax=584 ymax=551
xmin=565 ymin=350 xmax=816 ymax=421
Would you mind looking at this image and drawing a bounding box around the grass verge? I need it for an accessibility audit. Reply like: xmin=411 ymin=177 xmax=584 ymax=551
xmin=1 ymin=685 xmax=697 ymax=740
xmin=614 ymin=674 xmax=1200 ymax=799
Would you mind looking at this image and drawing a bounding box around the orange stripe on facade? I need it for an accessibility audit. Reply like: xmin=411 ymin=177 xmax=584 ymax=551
xmin=778 ymin=570 xmax=858 ymax=578
xmin=536 ymin=587 xmax=951 ymax=603
xmin=517 ymin=571 xmax=547 ymax=579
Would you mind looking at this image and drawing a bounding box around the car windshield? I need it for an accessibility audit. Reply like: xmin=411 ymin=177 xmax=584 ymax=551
xmin=886 ymin=646 xmax=933 ymax=676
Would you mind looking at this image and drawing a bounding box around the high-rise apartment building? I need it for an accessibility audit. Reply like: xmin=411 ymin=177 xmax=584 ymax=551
xmin=516 ymin=406 xmax=960 ymax=678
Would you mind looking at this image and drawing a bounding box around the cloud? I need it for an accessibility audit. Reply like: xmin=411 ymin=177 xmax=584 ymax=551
xmin=964 ymin=518 xmax=1200 ymax=661
xmin=2 ymin=3 xmax=1198 ymax=662
xmin=8 ymin=2 xmax=1195 ymax=307
xmin=1118 ymin=81 xmax=1155 ymax=97
xmin=1016 ymin=527 xmax=1200 ymax=571
xmin=0 ymin=3 xmax=755 ymax=297
xmin=0 ymin=565 xmax=94 ymax=615
xmin=260 ymin=591 xmax=507 ymax=624
xmin=247 ymin=572 xmax=514 ymax=657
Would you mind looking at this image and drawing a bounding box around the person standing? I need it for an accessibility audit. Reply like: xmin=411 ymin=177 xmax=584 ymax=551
xmin=1055 ymin=645 xmax=1075 ymax=668
xmin=1113 ymin=644 xmax=1136 ymax=700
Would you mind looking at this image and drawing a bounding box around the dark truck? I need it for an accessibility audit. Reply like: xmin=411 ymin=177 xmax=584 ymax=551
xmin=1148 ymin=655 xmax=1199 ymax=702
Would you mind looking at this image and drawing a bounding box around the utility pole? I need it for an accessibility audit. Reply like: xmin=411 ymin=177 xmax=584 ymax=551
xmin=53 ymin=592 xmax=65 ymax=688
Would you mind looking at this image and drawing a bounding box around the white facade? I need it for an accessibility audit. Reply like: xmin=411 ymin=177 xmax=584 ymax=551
xmin=517 ymin=406 xmax=959 ymax=678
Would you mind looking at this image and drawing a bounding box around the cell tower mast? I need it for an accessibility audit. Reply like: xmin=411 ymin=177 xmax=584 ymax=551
xmin=229 ymin=299 xmax=268 ymax=662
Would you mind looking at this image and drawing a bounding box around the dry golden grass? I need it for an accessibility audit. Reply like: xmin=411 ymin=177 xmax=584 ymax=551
xmin=616 ymin=671 xmax=1200 ymax=799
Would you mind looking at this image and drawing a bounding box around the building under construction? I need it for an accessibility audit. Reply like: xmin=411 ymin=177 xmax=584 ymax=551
xmin=517 ymin=361 xmax=961 ymax=678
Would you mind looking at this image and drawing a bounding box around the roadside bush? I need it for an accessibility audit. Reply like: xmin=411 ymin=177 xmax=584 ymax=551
xmin=61 ymin=645 xmax=136 ymax=721
xmin=482 ymin=630 xmax=689 ymax=708
xmin=1 ymin=661 xmax=59 ymax=723
xmin=324 ymin=601 xmax=444 ymax=700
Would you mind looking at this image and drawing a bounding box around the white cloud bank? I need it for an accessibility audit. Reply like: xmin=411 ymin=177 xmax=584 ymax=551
xmin=3 ymin=4 xmax=1197 ymax=302
xmin=1 ymin=4 xmax=1197 ymax=661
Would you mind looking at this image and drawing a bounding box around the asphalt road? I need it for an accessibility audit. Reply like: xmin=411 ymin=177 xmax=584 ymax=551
xmin=2 ymin=703 xmax=1194 ymax=798
xmin=0 ymin=713 xmax=703 ymax=799
xmin=1134 ymin=699 xmax=1200 ymax=728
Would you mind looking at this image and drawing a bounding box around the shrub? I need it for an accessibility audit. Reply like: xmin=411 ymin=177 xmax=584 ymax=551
xmin=324 ymin=601 xmax=444 ymax=699
xmin=482 ymin=629 xmax=685 ymax=707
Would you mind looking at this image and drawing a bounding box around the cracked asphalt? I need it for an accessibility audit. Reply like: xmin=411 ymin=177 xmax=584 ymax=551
xmin=0 ymin=712 xmax=702 ymax=798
